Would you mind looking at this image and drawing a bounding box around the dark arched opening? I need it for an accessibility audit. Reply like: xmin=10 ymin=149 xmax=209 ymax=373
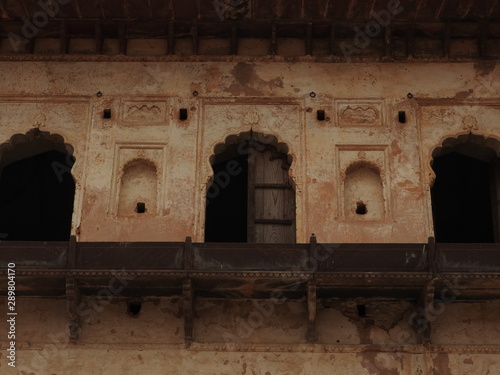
xmin=431 ymin=135 xmax=500 ymax=243
xmin=205 ymin=132 xmax=296 ymax=243
xmin=0 ymin=131 xmax=76 ymax=241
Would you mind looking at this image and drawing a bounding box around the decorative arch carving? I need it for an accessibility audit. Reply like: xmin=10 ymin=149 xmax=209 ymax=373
xmin=0 ymin=128 xmax=76 ymax=241
xmin=0 ymin=128 xmax=74 ymax=172
xmin=428 ymin=133 xmax=500 ymax=185
xmin=429 ymin=133 xmax=500 ymax=243
xmin=209 ymin=130 xmax=293 ymax=169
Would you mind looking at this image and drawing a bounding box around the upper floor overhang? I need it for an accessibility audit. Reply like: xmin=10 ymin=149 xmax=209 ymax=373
xmin=1 ymin=0 xmax=499 ymax=60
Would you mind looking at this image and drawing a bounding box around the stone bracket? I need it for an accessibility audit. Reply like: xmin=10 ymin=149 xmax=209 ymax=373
xmin=307 ymin=279 xmax=317 ymax=343
xmin=66 ymin=277 xmax=81 ymax=341
xmin=183 ymin=278 xmax=194 ymax=347
xmin=412 ymin=278 xmax=436 ymax=343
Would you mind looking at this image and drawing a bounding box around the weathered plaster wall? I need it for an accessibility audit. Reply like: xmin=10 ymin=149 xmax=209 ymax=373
xmin=0 ymin=61 xmax=498 ymax=243
xmin=1 ymin=298 xmax=500 ymax=374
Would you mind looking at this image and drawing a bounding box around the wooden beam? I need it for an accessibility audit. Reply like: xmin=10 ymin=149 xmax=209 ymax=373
xmin=322 ymin=0 xmax=331 ymax=19
xmin=384 ymin=23 xmax=392 ymax=60
xmin=488 ymin=0 xmax=499 ymax=18
xmin=60 ymin=20 xmax=69 ymax=55
xmin=367 ymin=0 xmax=377 ymax=18
xmin=407 ymin=24 xmax=415 ymax=59
xmin=147 ymin=0 xmax=153 ymax=19
xmin=412 ymin=0 xmax=426 ymax=20
xmin=95 ymin=22 xmax=103 ymax=55
xmin=68 ymin=235 xmax=77 ymax=268
xmin=443 ymin=21 xmax=450 ymax=59
xmin=74 ymin=0 xmax=83 ymax=19
xmin=329 ymin=22 xmax=336 ymax=56
xmin=27 ymin=37 xmax=35 ymax=54
xmin=0 ymin=0 xmax=7 ymax=19
xmin=247 ymin=142 xmax=256 ymax=242
xmin=458 ymin=0 xmax=475 ymax=19
xmin=182 ymin=279 xmax=194 ymax=347
xmin=19 ymin=0 xmax=30 ymax=19
xmin=191 ymin=21 xmax=198 ymax=55
xmin=168 ymin=20 xmax=175 ymax=55
xmin=434 ymin=0 xmax=447 ymax=20
xmin=307 ymin=279 xmax=317 ymax=342
xmin=305 ymin=22 xmax=313 ymax=55
xmin=428 ymin=237 xmax=438 ymax=277
xmin=411 ymin=279 xmax=436 ymax=343
xmin=478 ymin=21 xmax=488 ymax=58
xmin=119 ymin=22 xmax=127 ymax=55
xmin=97 ymin=0 xmax=105 ymax=19
xmin=66 ymin=278 xmax=81 ymax=341
xmin=231 ymin=21 xmax=238 ymax=55
xmin=184 ymin=236 xmax=193 ymax=270
xmin=346 ymin=0 xmax=358 ymax=19
xmin=270 ymin=23 xmax=277 ymax=55
xmin=275 ymin=0 xmax=284 ymax=19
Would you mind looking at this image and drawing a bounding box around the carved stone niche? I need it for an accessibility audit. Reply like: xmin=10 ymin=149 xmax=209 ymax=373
xmin=120 ymin=100 xmax=168 ymax=125
xmin=110 ymin=144 xmax=166 ymax=216
xmin=335 ymin=100 xmax=384 ymax=127
xmin=337 ymin=147 xmax=389 ymax=220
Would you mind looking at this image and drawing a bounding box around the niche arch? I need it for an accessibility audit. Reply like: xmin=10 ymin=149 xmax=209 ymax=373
xmin=343 ymin=161 xmax=386 ymax=220
xmin=205 ymin=130 xmax=296 ymax=243
xmin=117 ymin=158 xmax=159 ymax=216
xmin=0 ymin=129 xmax=76 ymax=241
xmin=430 ymin=133 xmax=500 ymax=243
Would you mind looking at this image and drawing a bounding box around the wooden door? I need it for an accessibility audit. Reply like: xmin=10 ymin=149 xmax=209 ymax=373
xmin=247 ymin=148 xmax=296 ymax=243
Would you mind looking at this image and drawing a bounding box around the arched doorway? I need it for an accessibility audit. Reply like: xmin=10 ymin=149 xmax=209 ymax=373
xmin=205 ymin=131 xmax=296 ymax=243
xmin=431 ymin=134 xmax=500 ymax=243
xmin=0 ymin=129 xmax=76 ymax=241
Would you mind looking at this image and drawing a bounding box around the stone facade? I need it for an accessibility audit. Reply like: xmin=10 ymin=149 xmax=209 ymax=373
xmin=0 ymin=58 xmax=500 ymax=374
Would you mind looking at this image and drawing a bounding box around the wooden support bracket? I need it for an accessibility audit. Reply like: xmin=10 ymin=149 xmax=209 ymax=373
xmin=411 ymin=279 xmax=436 ymax=344
xmin=183 ymin=278 xmax=194 ymax=347
xmin=66 ymin=277 xmax=81 ymax=341
xmin=428 ymin=236 xmax=437 ymax=277
xmin=307 ymin=279 xmax=317 ymax=342
xmin=68 ymin=235 xmax=77 ymax=269
xmin=184 ymin=236 xmax=193 ymax=271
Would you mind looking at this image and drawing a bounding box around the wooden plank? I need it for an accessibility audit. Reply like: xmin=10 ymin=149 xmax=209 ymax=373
xmin=247 ymin=148 xmax=256 ymax=243
xmin=307 ymin=279 xmax=317 ymax=342
xmin=255 ymin=219 xmax=293 ymax=225
xmin=255 ymin=183 xmax=290 ymax=189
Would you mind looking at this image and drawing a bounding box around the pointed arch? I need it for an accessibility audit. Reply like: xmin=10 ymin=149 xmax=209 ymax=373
xmin=0 ymin=129 xmax=76 ymax=241
xmin=205 ymin=131 xmax=296 ymax=243
xmin=430 ymin=134 xmax=500 ymax=243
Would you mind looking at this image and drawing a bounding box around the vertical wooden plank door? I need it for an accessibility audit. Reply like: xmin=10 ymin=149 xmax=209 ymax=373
xmin=248 ymin=148 xmax=296 ymax=243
